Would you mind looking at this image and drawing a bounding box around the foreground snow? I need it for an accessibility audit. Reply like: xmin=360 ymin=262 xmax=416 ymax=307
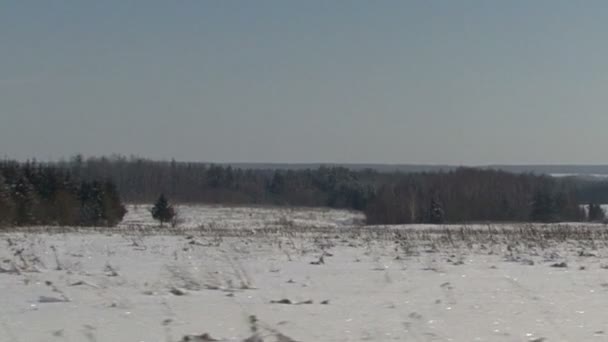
xmin=2 ymin=206 xmax=608 ymax=341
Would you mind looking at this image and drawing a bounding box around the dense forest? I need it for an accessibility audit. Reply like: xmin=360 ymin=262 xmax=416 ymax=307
xmin=41 ymin=155 xmax=596 ymax=224
xmin=1 ymin=156 xmax=601 ymax=226
xmin=0 ymin=161 xmax=126 ymax=227
xmin=364 ymin=168 xmax=584 ymax=224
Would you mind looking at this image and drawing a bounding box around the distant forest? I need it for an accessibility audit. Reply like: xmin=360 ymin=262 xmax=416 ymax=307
xmin=3 ymin=156 xmax=606 ymax=226
xmin=32 ymin=155 xmax=605 ymax=225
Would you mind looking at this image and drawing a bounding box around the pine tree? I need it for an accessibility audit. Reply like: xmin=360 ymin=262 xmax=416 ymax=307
xmin=0 ymin=163 xmax=126 ymax=227
xmin=150 ymin=194 xmax=175 ymax=227
xmin=101 ymin=181 xmax=127 ymax=226
xmin=12 ymin=176 xmax=38 ymax=225
xmin=0 ymin=175 xmax=15 ymax=226
xmin=52 ymin=189 xmax=80 ymax=226
xmin=78 ymin=181 xmax=104 ymax=226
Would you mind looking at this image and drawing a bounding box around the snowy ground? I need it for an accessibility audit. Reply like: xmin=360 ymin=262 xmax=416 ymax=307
xmin=3 ymin=206 xmax=608 ymax=341
xmin=120 ymin=204 xmax=365 ymax=230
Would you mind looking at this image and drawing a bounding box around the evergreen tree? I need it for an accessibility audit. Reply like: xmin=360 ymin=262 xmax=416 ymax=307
xmin=12 ymin=176 xmax=38 ymax=225
xmin=79 ymin=181 xmax=104 ymax=226
xmin=150 ymin=194 xmax=175 ymax=227
xmin=0 ymin=175 xmax=15 ymax=226
xmin=101 ymin=181 xmax=127 ymax=226
xmin=0 ymin=162 xmax=125 ymax=227
xmin=52 ymin=189 xmax=80 ymax=226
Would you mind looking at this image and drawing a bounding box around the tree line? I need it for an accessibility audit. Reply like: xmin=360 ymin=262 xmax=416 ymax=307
xmin=45 ymin=155 xmax=598 ymax=224
xmin=365 ymin=168 xmax=585 ymax=224
xmin=55 ymin=156 xmax=373 ymax=209
xmin=0 ymin=161 xmax=126 ymax=227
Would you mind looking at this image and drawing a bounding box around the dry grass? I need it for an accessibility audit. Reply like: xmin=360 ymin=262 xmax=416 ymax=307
xmin=4 ymin=221 xmax=608 ymax=341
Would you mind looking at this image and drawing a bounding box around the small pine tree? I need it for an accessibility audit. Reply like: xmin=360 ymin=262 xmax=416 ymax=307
xmin=150 ymin=194 xmax=175 ymax=227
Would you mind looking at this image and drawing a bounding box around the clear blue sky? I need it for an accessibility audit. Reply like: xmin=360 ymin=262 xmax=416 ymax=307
xmin=2 ymin=1 xmax=608 ymax=164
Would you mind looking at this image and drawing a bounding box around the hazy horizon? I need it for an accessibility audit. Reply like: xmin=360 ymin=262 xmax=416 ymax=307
xmin=3 ymin=1 xmax=608 ymax=164
xmin=9 ymin=154 xmax=608 ymax=172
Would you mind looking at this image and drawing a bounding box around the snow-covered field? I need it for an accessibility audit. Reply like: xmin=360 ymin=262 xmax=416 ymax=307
xmin=120 ymin=204 xmax=365 ymax=230
xmin=3 ymin=206 xmax=608 ymax=341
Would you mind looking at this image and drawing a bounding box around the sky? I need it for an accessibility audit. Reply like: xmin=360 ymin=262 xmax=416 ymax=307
xmin=2 ymin=1 xmax=608 ymax=165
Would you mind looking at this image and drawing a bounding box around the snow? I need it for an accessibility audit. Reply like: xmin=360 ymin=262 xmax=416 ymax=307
xmin=120 ymin=204 xmax=365 ymax=230
xmin=551 ymin=173 xmax=608 ymax=178
xmin=2 ymin=205 xmax=608 ymax=341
